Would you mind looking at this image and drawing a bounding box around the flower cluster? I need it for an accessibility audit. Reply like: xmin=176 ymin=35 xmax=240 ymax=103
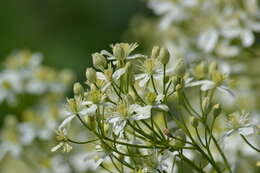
xmin=0 ymin=51 xmax=95 ymax=173
xmin=53 ymin=43 xmax=260 ymax=173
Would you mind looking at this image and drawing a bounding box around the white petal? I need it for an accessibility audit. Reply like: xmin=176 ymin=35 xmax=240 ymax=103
xmin=101 ymin=50 xmax=113 ymax=57
xmin=135 ymin=73 xmax=147 ymax=80
xmin=201 ymin=81 xmax=215 ymax=91
xmin=51 ymin=143 xmax=63 ymax=152
xmin=156 ymin=104 xmax=169 ymax=112
xmin=58 ymin=115 xmax=75 ymax=130
xmin=132 ymin=105 xmax=152 ymax=120
xmin=94 ymin=158 xmax=105 ymax=169
xmin=238 ymin=126 xmax=255 ymax=136
xmin=107 ymin=116 xmax=121 ymax=123
xmin=112 ymin=68 xmax=126 ymax=80
xmin=217 ymin=86 xmax=234 ymax=97
xmin=139 ymin=75 xmax=150 ymax=87
xmin=101 ymin=82 xmax=111 ymax=92
xmin=114 ymin=120 xmax=127 ymax=135
xmin=79 ymin=104 xmax=97 ymax=116
xmin=185 ymin=80 xmax=213 ymax=88
xmin=127 ymin=54 xmax=147 ymax=60
xmin=96 ymin=72 xmax=107 ymax=81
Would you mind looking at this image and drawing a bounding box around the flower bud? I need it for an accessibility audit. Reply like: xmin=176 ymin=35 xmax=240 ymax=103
xmin=86 ymin=67 xmax=97 ymax=83
xmin=158 ymin=47 xmax=170 ymax=64
xmin=73 ymin=82 xmax=84 ymax=96
xmin=92 ymin=53 xmax=107 ymax=70
xmin=212 ymin=104 xmax=221 ymax=118
xmin=151 ymin=46 xmax=160 ymax=59
xmin=190 ymin=116 xmax=199 ymax=128
xmin=174 ymin=58 xmax=185 ymax=77
xmin=113 ymin=44 xmax=125 ymax=60
xmin=202 ymin=97 xmax=210 ymax=112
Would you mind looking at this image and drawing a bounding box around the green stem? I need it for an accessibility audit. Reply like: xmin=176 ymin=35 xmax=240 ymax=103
xmin=240 ymin=134 xmax=260 ymax=152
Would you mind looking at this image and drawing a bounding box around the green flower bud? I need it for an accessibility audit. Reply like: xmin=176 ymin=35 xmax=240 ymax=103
xmin=113 ymin=44 xmax=125 ymax=60
xmin=158 ymin=47 xmax=170 ymax=64
xmin=190 ymin=116 xmax=199 ymax=128
xmin=92 ymin=53 xmax=107 ymax=70
xmin=73 ymin=82 xmax=84 ymax=96
xmin=212 ymin=104 xmax=221 ymax=118
xmin=202 ymin=97 xmax=210 ymax=112
xmin=86 ymin=67 xmax=97 ymax=83
xmin=174 ymin=58 xmax=185 ymax=77
xmin=151 ymin=46 xmax=160 ymax=59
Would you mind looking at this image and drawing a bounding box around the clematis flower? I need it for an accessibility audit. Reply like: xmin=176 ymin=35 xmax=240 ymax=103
xmin=225 ymin=111 xmax=256 ymax=137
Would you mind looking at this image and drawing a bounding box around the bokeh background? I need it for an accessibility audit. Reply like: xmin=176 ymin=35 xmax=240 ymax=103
xmin=0 ymin=0 xmax=149 ymax=78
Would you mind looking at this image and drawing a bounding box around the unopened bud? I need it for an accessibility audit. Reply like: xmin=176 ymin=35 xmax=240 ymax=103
xmin=202 ymin=97 xmax=210 ymax=112
xmin=73 ymin=82 xmax=84 ymax=96
xmin=174 ymin=58 xmax=185 ymax=77
xmin=151 ymin=46 xmax=160 ymax=59
xmin=212 ymin=104 xmax=221 ymax=118
xmin=92 ymin=53 xmax=107 ymax=70
xmin=190 ymin=116 xmax=199 ymax=128
xmin=86 ymin=68 xmax=97 ymax=83
xmin=158 ymin=48 xmax=170 ymax=64
xmin=113 ymin=44 xmax=125 ymax=60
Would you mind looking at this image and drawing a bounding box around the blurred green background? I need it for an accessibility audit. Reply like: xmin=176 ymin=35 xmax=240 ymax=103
xmin=0 ymin=0 xmax=149 ymax=80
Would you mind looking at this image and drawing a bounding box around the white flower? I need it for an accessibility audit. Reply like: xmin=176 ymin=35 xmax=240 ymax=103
xmin=135 ymin=58 xmax=162 ymax=87
xmin=141 ymin=149 xmax=172 ymax=173
xmin=51 ymin=129 xmax=72 ymax=153
xmin=96 ymin=65 xmax=126 ymax=91
xmin=58 ymin=97 xmax=96 ymax=130
xmin=225 ymin=111 xmax=255 ymax=137
xmin=101 ymin=43 xmax=146 ymax=63
xmin=0 ymin=70 xmax=22 ymax=105
xmin=107 ymin=98 xmax=139 ymax=135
